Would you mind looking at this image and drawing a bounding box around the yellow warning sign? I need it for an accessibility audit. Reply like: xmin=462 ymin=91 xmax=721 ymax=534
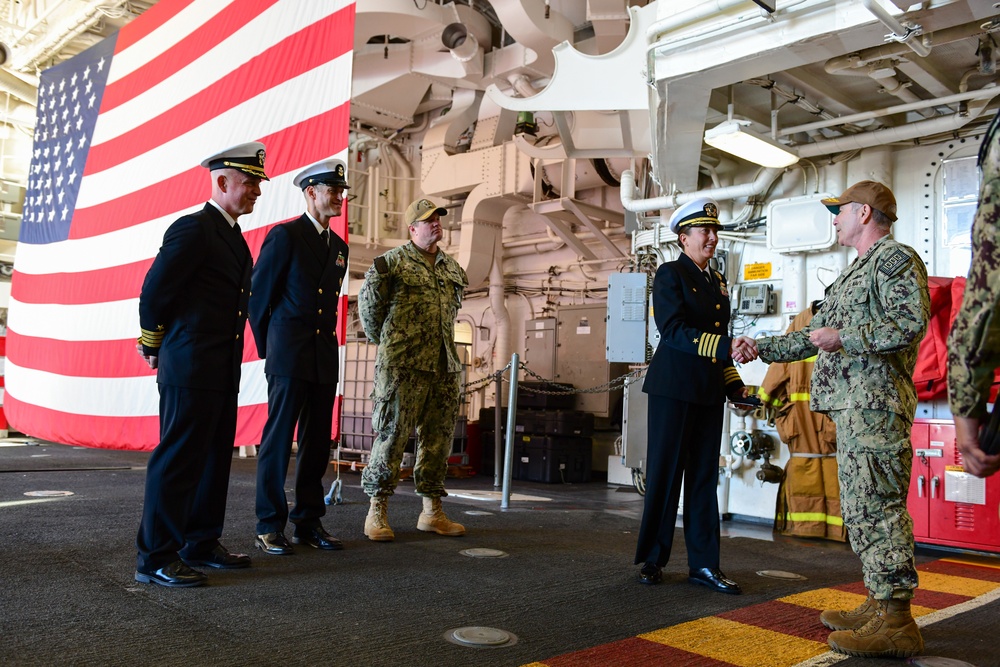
xmin=744 ymin=262 xmax=772 ymax=281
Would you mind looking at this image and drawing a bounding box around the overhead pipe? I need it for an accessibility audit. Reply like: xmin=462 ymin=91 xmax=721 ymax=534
xmin=645 ymin=0 xmax=746 ymax=43
xmin=780 ymin=86 xmax=1000 ymax=136
xmin=620 ymin=167 xmax=782 ymax=213
xmin=0 ymin=70 xmax=37 ymax=107
xmin=796 ymin=95 xmax=996 ymax=158
xmin=824 ymin=19 xmax=988 ymax=76
xmin=861 ymin=0 xmax=930 ymax=58
xmin=441 ymin=23 xmax=483 ymax=77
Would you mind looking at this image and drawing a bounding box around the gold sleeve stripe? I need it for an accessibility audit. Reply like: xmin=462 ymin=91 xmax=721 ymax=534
xmin=724 ymin=367 xmax=740 ymax=383
xmin=698 ymin=333 xmax=721 ymax=358
xmin=140 ymin=328 xmax=164 ymax=348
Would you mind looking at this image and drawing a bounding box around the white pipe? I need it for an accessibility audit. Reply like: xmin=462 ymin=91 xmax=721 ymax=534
xmin=780 ymin=86 xmax=999 ymax=136
xmin=489 ymin=248 xmax=511 ymax=369
xmin=620 ymin=167 xmax=782 ymax=213
xmin=645 ymin=0 xmax=745 ymax=42
xmin=797 ymin=96 xmax=996 ymax=158
xmin=508 ymin=74 xmax=539 ymax=98
xmin=861 ymin=0 xmax=930 ymax=58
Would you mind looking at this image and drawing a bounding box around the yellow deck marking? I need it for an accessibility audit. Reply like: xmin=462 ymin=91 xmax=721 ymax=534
xmin=779 ymin=589 xmax=867 ymax=612
xmin=640 ymin=616 xmax=827 ymax=667
xmin=942 ymin=556 xmax=1000 ymax=571
xmin=779 ymin=588 xmax=934 ymax=617
xmin=918 ymin=570 xmax=1000 ymax=597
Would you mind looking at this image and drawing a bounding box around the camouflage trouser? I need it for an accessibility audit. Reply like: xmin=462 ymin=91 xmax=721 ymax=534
xmin=830 ymin=408 xmax=918 ymax=600
xmin=361 ymin=364 xmax=461 ymax=499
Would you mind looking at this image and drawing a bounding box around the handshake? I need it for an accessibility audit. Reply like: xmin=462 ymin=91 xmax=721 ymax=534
xmin=730 ymin=336 xmax=758 ymax=364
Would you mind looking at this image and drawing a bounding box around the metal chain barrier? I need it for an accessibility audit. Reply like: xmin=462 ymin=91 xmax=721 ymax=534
xmin=461 ymin=360 xmax=645 ymax=399
xmin=459 ymin=359 xmax=515 ymax=398
xmin=516 ymin=362 xmax=646 ymax=395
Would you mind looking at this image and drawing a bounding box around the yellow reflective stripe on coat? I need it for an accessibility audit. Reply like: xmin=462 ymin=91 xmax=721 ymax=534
xmin=785 ymin=512 xmax=844 ymax=527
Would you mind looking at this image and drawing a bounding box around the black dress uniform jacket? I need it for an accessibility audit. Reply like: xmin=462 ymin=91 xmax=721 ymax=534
xmin=635 ymin=252 xmax=744 ymax=570
xmin=135 ymin=203 xmax=252 ymax=571
xmin=643 ymin=253 xmax=742 ymax=402
xmin=249 ymin=214 xmax=348 ymax=381
xmin=248 ymin=215 xmax=349 ymax=534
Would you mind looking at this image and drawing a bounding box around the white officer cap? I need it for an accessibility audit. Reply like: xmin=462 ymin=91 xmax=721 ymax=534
xmin=668 ymin=197 xmax=722 ymax=234
xmin=293 ymin=158 xmax=350 ymax=190
xmin=200 ymin=141 xmax=269 ymax=180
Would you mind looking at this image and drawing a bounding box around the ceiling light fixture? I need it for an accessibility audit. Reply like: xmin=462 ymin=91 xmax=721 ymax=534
xmin=704 ymin=118 xmax=799 ymax=168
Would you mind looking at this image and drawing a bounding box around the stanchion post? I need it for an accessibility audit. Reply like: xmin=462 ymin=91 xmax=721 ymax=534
xmin=501 ymin=353 xmax=519 ymax=509
xmin=493 ymin=370 xmax=503 ymax=488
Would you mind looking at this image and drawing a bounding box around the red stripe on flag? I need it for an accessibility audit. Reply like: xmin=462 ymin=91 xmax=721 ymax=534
xmin=5 ymin=332 xmax=155 ymax=378
xmin=111 ymin=0 xmax=202 ymax=52
xmin=69 ymin=167 xmax=206 ymax=239
xmin=10 ymin=260 xmax=152 ymax=305
xmin=89 ymin=7 xmax=353 ymax=173
xmin=5 ymin=325 xmax=264 ymax=379
xmin=103 ymin=0 xmax=282 ymax=111
xmin=4 ymin=394 xmax=269 ymax=451
xmin=70 ymin=102 xmax=350 ymax=239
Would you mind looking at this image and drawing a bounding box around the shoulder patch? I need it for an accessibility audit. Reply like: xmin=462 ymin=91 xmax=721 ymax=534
xmin=373 ymin=256 xmax=389 ymax=275
xmin=878 ymin=248 xmax=912 ymax=277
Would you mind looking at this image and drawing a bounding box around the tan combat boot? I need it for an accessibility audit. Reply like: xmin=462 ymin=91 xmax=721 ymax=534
xmin=827 ymin=598 xmax=924 ymax=658
xmin=820 ymin=592 xmax=877 ymax=631
xmin=416 ymin=497 xmax=466 ymax=536
xmin=364 ymin=496 xmax=394 ymax=542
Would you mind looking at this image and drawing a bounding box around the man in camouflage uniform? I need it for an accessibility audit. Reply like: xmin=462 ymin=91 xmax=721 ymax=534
xmin=740 ymin=181 xmax=930 ymax=658
xmin=357 ymin=198 xmax=469 ymax=541
xmin=948 ymin=110 xmax=1000 ymax=479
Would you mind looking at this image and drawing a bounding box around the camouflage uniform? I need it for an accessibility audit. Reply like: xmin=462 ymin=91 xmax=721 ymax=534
xmin=948 ymin=111 xmax=1000 ymax=419
xmin=757 ymin=235 xmax=930 ymax=600
xmin=358 ymin=241 xmax=469 ymax=498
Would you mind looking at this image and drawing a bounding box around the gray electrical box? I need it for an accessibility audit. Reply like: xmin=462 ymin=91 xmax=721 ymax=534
xmin=524 ymin=318 xmax=556 ymax=380
xmin=607 ymin=273 xmax=649 ymax=363
xmin=622 ymin=373 xmax=647 ymax=472
xmin=556 ymin=304 xmax=626 ymax=417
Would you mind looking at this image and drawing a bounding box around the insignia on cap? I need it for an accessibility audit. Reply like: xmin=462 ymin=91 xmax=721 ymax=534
xmin=704 ymin=202 xmax=718 ymax=218
xmin=336 ymin=164 xmax=345 ymax=178
xmin=257 ymin=149 xmax=265 ymax=167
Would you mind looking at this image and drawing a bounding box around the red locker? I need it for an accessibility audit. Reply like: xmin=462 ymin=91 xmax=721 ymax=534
xmin=907 ymin=421 xmax=930 ymax=539
xmin=907 ymin=419 xmax=1000 ymax=553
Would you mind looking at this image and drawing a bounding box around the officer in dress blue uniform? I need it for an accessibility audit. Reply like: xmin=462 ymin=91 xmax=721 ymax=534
xmin=634 ymin=197 xmax=750 ymax=594
xmin=135 ymin=142 xmax=267 ymax=588
xmin=250 ymin=158 xmax=350 ymax=555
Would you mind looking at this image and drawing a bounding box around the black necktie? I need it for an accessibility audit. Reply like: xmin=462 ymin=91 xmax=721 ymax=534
xmin=703 ymin=269 xmax=712 ymax=284
xmin=320 ymin=229 xmax=329 ymax=247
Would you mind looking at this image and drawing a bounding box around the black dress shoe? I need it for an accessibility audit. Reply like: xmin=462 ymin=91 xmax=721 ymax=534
xmin=638 ymin=562 xmax=662 ymax=585
xmin=688 ymin=567 xmax=742 ymax=595
xmin=292 ymin=525 xmax=344 ymax=551
xmin=256 ymin=531 xmax=294 ymax=555
xmin=135 ymin=560 xmax=207 ymax=588
xmin=183 ymin=544 xmax=251 ymax=569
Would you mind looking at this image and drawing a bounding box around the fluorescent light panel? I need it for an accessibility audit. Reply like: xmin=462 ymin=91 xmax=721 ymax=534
xmin=704 ymin=119 xmax=799 ymax=168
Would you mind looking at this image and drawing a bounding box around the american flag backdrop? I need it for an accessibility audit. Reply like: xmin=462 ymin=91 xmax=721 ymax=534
xmin=5 ymin=0 xmax=356 ymax=450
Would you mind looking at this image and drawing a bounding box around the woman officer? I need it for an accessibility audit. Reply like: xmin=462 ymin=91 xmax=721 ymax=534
xmin=634 ymin=197 xmax=752 ymax=594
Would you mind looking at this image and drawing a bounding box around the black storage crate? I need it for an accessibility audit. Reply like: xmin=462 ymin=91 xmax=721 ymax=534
xmin=544 ymin=410 xmax=595 ymax=436
xmin=481 ymin=431 xmax=530 ymax=480
xmin=517 ymin=381 xmax=576 ymax=410
xmin=520 ymin=435 xmax=592 ymax=483
xmin=482 ymin=433 xmax=592 ymax=483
